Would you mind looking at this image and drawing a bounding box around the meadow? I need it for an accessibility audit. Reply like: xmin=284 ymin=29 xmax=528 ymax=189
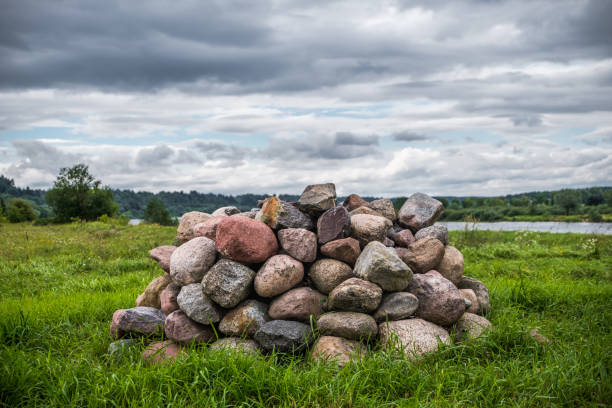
xmin=0 ymin=222 xmax=610 ymax=407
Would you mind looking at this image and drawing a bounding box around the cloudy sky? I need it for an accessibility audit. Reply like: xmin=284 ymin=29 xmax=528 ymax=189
xmin=1 ymin=0 xmax=611 ymax=196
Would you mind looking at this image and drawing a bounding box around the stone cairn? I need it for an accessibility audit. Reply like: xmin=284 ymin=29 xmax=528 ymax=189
xmin=109 ymin=183 xmax=492 ymax=365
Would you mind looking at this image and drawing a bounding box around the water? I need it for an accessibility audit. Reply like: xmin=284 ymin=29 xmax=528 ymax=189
xmin=128 ymin=219 xmax=143 ymax=225
xmin=441 ymin=221 xmax=612 ymax=235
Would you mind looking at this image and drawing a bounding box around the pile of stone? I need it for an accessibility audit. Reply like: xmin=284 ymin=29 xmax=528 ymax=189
xmin=109 ymin=183 xmax=492 ymax=365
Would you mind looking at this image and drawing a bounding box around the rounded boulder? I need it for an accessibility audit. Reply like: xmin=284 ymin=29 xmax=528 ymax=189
xmin=215 ymin=217 xmax=278 ymax=263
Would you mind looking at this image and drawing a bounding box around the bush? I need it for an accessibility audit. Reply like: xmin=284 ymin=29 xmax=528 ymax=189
xmin=6 ymin=198 xmax=37 ymax=223
xmin=588 ymin=208 xmax=603 ymax=222
xmin=143 ymin=197 xmax=176 ymax=226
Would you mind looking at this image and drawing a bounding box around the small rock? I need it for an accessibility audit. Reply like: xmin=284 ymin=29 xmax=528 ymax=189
xmin=368 ymin=199 xmax=397 ymax=222
xmin=414 ymin=224 xmax=449 ymax=245
xmin=458 ymin=276 xmax=491 ymax=315
xmin=268 ymin=287 xmax=327 ymax=322
xmin=254 ymin=255 xmax=304 ymax=298
xmin=297 ymin=183 xmax=337 ymax=216
xmin=233 ymin=210 xmax=259 ymax=219
xmin=212 ymin=206 xmax=240 ymax=217
xmin=454 ymin=313 xmax=492 ymax=341
xmin=108 ymin=338 xmax=138 ymax=355
xmin=349 ymin=206 xmax=382 ymax=217
xmin=216 ymin=217 xmax=279 ymax=263
xmin=342 ymin=194 xmax=370 ymax=212
xmin=202 ymin=259 xmax=255 ymax=308
xmin=327 ymin=278 xmax=382 ymax=313
xmin=317 ymin=312 xmax=377 ymax=341
xmin=407 ymin=271 xmax=465 ymax=326
xmin=254 ymin=320 xmax=314 ymax=353
xmin=219 ymin=299 xmax=269 ymax=338
xmin=311 ymin=336 xmax=366 ymax=367
xmin=164 ymin=310 xmax=216 ymax=344
xmin=278 ymin=228 xmax=318 ymax=262
xmin=319 ymin=238 xmax=361 ymax=266
xmin=257 ymin=197 xmax=315 ymax=231
xmin=160 ymin=283 xmax=181 ymax=315
xmin=372 ymin=292 xmax=419 ymax=322
xmin=149 ymin=245 xmax=177 ymax=272
xmin=317 ymin=206 xmax=351 ymax=244
xmin=142 ymin=340 xmax=182 ymax=365
xmin=350 ymin=214 xmax=393 ymax=248
xmin=177 ymin=211 xmax=213 ymax=244
xmin=110 ymin=309 xmax=126 ymax=339
xmin=436 ymin=246 xmax=464 ymax=286
xmin=307 ymin=259 xmax=353 ymax=294
xmin=383 ymin=237 xmax=395 ymax=247
xmin=353 ymin=241 xmax=413 ymax=291
xmin=169 ymin=236 xmax=217 ymax=286
xmin=136 ymin=274 xmax=172 ymax=309
xmin=395 ymin=237 xmax=445 ymax=273
xmin=378 ymin=318 xmax=450 ymax=359
xmin=398 ymin=193 xmax=444 ymax=232
xmin=193 ymin=216 xmax=225 ymax=241
xmin=177 ymin=283 xmax=222 ymax=325
xmin=209 ymin=338 xmax=260 ymax=354
xmin=459 ymin=289 xmax=480 ymax=314
xmin=529 ymin=328 xmax=551 ymax=344
xmin=118 ymin=307 xmax=166 ymax=336
xmin=390 ymin=229 xmax=415 ymax=248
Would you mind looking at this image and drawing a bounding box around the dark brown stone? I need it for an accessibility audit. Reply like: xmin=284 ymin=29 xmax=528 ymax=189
xmin=317 ymin=206 xmax=350 ymax=244
xmin=319 ymin=237 xmax=361 ymax=266
xmin=342 ymin=194 xmax=370 ymax=212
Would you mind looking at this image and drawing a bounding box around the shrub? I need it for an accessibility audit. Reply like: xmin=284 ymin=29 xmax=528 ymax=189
xmin=6 ymin=198 xmax=38 ymax=223
xmin=143 ymin=197 xmax=176 ymax=226
xmin=588 ymin=208 xmax=603 ymax=222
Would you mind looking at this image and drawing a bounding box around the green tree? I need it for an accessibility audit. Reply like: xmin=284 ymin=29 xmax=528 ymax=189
xmin=6 ymin=198 xmax=37 ymax=222
xmin=511 ymin=195 xmax=531 ymax=207
xmin=554 ymin=189 xmax=581 ymax=215
xmin=46 ymin=164 xmax=118 ymax=222
xmin=0 ymin=196 xmax=5 ymax=216
xmin=143 ymin=197 xmax=175 ymax=226
xmin=462 ymin=198 xmax=475 ymax=208
xmin=435 ymin=197 xmax=449 ymax=208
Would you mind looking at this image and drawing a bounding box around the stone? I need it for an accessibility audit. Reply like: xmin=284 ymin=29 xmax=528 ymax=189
xmin=254 ymin=320 xmax=314 ymax=353
xmin=212 ymin=206 xmax=240 ymax=217
xmin=149 ymin=245 xmax=177 ymax=272
xmin=316 ymin=206 xmax=350 ymax=244
xmin=192 ymin=216 xmax=225 ymax=241
xmin=378 ymin=318 xmax=450 ymax=359
xmin=177 ymin=283 xmax=222 ymax=324
xmin=368 ymin=199 xmax=397 ymax=222
xmin=383 ymin=237 xmax=395 ymax=247
xmin=349 ymin=214 xmax=393 ymax=248
xmin=398 ymin=193 xmax=444 ymax=232
xmin=372 ymin=292 xmax=419 ymax=322
xmin=414 ymin=224 xmax=449 ymax=245
xmin=529 ymin=328 xmax=551 ymax=344
xmin=201 ymin=259 xmax=255 ymax=308
xmin=458 ymin=276 xmax=491 ymax=315
xmin=349 ymin=206 xmax=382 ymax=217
xmin=256 ymin=197 xmax=283 ymax=229
xmin=275 ymin=201 xmax=314 ymax=230
xmin=110 ymin=309 xmax=126 ymax=339
xmin=353 ymin=241 xmax=413 ymax=291
xmin=169 ymin=236 xmax=217 ymax=286
xmin=327 ymin=278 xmax=382 ymax=313
xmin=395 ymin=237 xmax=445 ymax=273
xmin=454 ymin=313 xmax=492 ymax=341
xmin=254 ymin=255 xmax=304 ymax=298
xmin=342 ymin=194 xmax=370 ymax=212
xmin=142 ymin=340 xmax=182 ymax=365
xmin=164 ymin=310 xmax=216 ymax=344
xmin=219 ymin=299 xmax=269 ymax=338
xmin=136 ymin=274 xmax=172 ymax=309
xmin=307 ymin=259 xmax=353 ymax=294
xmin=160 ymin=283 xmax=181 ymax=315
xmin=269 ymin=287 xmax=327 ymax=322
xmin=460 ymin=289 xmax=480 ymax=314
xmin=233 ymin=209 xmax=258 ymax=219
xmin=209 ymin=338 xmax=260 ymax=354
xmin=215 ymin=217 xmax=278 ymax=263
xmin=316 ymin=312 xmax=377 ymax=341
xmin=177 ymin=211 xmax=212 ymax=244
xmin=297 ymin=183 xmax=337 ymax=215
xmin=108 ymin=338 xmax=138 ymax=355
xmin=319 ymin=238 xmax=361 ymax=266
xmin=278 ymin=228 xmax=317 ymax=262
xmin=311 ymin=336 xmax=366 ymax=367
xmin=390 ymin=229 xmax=415 ymax=248
xmin=407 ymin=271 xmax=465 ymax=326
xmin=436 ymin=246 xmax=464 ymax=286
xmin=118 ymin=307 xmax=166 ymax=336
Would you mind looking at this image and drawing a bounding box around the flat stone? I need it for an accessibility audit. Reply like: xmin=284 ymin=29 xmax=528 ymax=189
xmin=254 ymin=255 xmax=304 ymax=298
xmin=349 ymin=214 xmax=393 ymax=248
xmin=177 ymin=283 xmax=222 ymax=325
xmin=398 ymin=193 xmax=444 ymax=232
xmin=414 ymin=224 xmax=449 ymax=245
xmin=118 ymin=307 xmax=166 ymax=336
xmin=254 ymin=320 xmax=314 ymax=353
xmin=278 ymin=228 xmax=317 ymax=262
xmin=169 ymin=236 xmax=217 ymax=286
xmin=327 ymin=278 xmax=382 ymax=313
xmin=193 ymin=216 xmax=225 ymax=241
xmin=164 ymin=310 xmax=216 ymax=344
xmin=407 ymin=271 xmax=465 ymax=326
xmin=316 ymin=312 xmax=377 ymax=341
xmin=142 ymin=340 xmax=182 ymax=365
xmin=297 ymin=183 xmax=337 ymax=216
xmin=219 ymin=299 xmax=269 ymax=338
xmin=216 ymin=217 xmax=278 ymax=263
xmin=269 ymin=287 xmax=327 ymax=322
xmin=149 ymin=245 xmax=177 ymax=272
xmin=368 ymin=198 xmax=397 ymax=222
xmin=320 ymin=238 xmax=361 ymax=266
xmin=177 ymin=211 xmax=212 ymax=244
xmin=307 ymin=258 xmax=353 ymax=294
xmin=136 ymin=274 xmax=172 ymax=309
xmin=390 ymin=229 xmax=415 ymax=248
xmin=458 ymin=276 xmax=491 ymax=315
xmin=353 ymin=241 xmax=413 ymax=291
xmin=256 ymin=197 xmax=314 ymax=230
xmin=209 ymin=338 xmax=260 ymax=354
xmin=436 ymin=246 xmax=464 ymax=286
xmin=212 ymin=206 xmax=240 ymax=217
xmin=460 ymin=289 xmax=480 ymax=314
xmin=378 ymin=318 xmax=450 ymax=359
xmin=372 ymin=292 xmax=419 ymax=322
xmin=160 ymin=283 xmax=181 ymax=315
xmin=349 ymin=206 xmax=382 ymax=217
xmin=201 ymin=259 xmax=255 ymax=308
xmin=311 ymin=336 xmax=366 ymax=367
xmin=453 ymin=313 xmax=492 ymax=342
xmin=342 ymin=194 xmax=370 ymax=212
xmin=317 ymin=206 xmax=350 ymax=244
xmin=395 ymin=237 xmax=444 ymax=273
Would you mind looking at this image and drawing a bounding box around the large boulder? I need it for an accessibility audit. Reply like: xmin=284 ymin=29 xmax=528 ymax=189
xmin=268 ymin=287 xmax=327 ymax=322
xmin=254 ymin=255 xmax=304 ymax=298
xmin=316 ymin=312 xmax=377 ymax=341
xmin=219 ymin=299 xmax=269 ymax=338
xmin=215 ymin=217 xmax=278 ymax=263
xmin=254 ymin=320 xmax=314 ymax=353
xmin=164 ymin=310 xmax=215 ymax=344
xmin=149 ymin=245 xmax=177 ymax=272
xmin=319 ymin=238 xmax=361 ymax=266
xmin=307 ymin=259 xmax=353 ymax=294
xmin=192 ymin=216 xmax=225 ymax=241
xmin=311 ymin=336 xmax=366 ymax=367
xmin=372 ymin=292 xmax=419 ymax=322
xmin=458 ymin=276 xmax=491 ymax=315
xmin=177 ymin=283 xmax=222 ymax=325
xmin=169 ymin=237 xmax=217 ymax=286
xmin=212 ymin=206 xmax=240 ymax=217
xmin=160 ymin=283 xmax=181 ymax=315
xmin=256 ymin=197 xmax=314 ymax=231
xmin=349 ymin=214 xmax=393 ymax=248
xmin=201 ymin=259 xmax=256 ymax=308
xmin=414 ymin=224 xmax=449 ymax=245
xmin=437 ymin=246 xmax=464 ymax=286
xmin=177 ymin=211 xmax=212 ymax=244
xmin=353 ymin=241 xmax=413 ymax=291
xmin=327 ymin=278 xmax=382 ymax=313
xmin=398 ymin=193 xmax=444 ymax=232
xmin=395 ymin=237 xmax=445 ymax=273
xmin=316 ymin=206 xmax=350 ymax=244
xmin=136 ymin=274 xmax=172 ymax=309
xmin=342 ymin=194 xmax=370 ymax=212
xmin=117 ymin=307 xmax=166 ymax=336
xmin=407 ymin=271 xmax=465 ymax=326
xmin=278 ymin=228 xmax=317 ymax=263
xmin=368 ymin=199 xmax=397 ymax=222
xmin=378 ymin=318 xmax=450 ymax=359
xmin=297 ymin=183 xmax=337 ymax=215
xmin=453 ymin=313 xmax=492 ymax=341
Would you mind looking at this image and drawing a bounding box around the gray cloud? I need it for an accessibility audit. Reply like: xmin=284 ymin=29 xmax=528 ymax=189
xmin=264 ymin=133 xmax=382 ymax=160
xmin=392 ymin=132 xmax=429 ymax=142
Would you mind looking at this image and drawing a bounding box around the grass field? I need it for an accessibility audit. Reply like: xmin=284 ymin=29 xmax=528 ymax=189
xmin=0 ymin=222 xmax=611 ymax=407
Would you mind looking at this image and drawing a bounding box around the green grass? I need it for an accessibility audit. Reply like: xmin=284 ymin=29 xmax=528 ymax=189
xmin=0 ymin=222 xmax=611 ymax=407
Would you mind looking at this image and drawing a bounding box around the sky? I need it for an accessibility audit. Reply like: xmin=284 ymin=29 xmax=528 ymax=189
xmin=0 ymin=0 xmax=611 ymax=197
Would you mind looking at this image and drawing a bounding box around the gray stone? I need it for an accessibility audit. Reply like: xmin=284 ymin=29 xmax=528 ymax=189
xmin=368 ymin=198 xmax=397 ymax=222
xmin=398 ymin=193 xmax=444 ymax=232
xmin=202 ymin=259 xmax=255 ymax=308
xmin=219 ymin=299 xmax=269 ymax=338
xmin=395 ymin=237 xmax=445 ymax=273
xmin=254 ymin=320 xmax=314 ymax=353
xmin=177 ymin=283 xmax=222 ymax=325
xmin=176 ymin=211 xmax=212 ymax=244
xmin=407 ymin=271 xmax=465 ymax=326
xmin=414 ymin=224 xmax=449 ymax=245
xmin=297 ymin=183 xmax=337 ymax=215
xmin=307 ymin=258 xmax=353 ymax=294
xmin=254 ymin=255 xmax=304 ymax=298
xmin=327 ymin=278 xmax=382 ymax=313
xmin=209 ymin=338 xmax=260 ymax=354
xmin=316 ymin=312 xmax=377 ymax=341
xmin=458 ymin=276 xmax=491 ymax=315
xmin=353 ymin=241 xmax=413 ymax=291
xmin=372 ymin=292 xmax=419 ymax=322
xmin=164 ymin=310 xmax=215 ymax=344
xmin=169 ymin=236 xmax=217 ymax=286
xmin=278 ymin=228 xmax=317 ymax=262
xmin=212 ymin=206 xmax=240 ymax=216
xmin=378 ymin=318 xmax=450 ymax=359
xmin=460 ymin=289 xmax=480 ymax=314
xmin=349 ymin=214 xmax=393 ymax=248
xmin=256 ymin=198 xmax=314 ymax=230
xmin=268 ymin=287 xmax=327 ymax=322
xmin=108 ymin=338 xmax=138 ymax=355
xmin=118 ymin=307 xmax=166 ymax=336
xmin=317 ymin=206 xmax=350 ymax=244
xmin=453 ymin=313 xmax=492 ymax=342
xmin=311 ymin=336 xmax=366 ymax=367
